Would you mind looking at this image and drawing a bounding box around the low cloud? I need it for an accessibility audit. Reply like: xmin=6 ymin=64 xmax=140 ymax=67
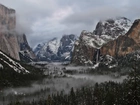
xmin=0 ymin=0 xmax=140 ymax=47
xmin=61 ymin=7 xmax=123 ymax=25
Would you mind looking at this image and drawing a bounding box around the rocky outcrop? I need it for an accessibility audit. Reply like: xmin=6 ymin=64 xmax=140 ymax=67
xmin=71 ymin=17 xmax=132 ymax=65
xmin=101 ymin=19 xmax=140 ymax=57
xmin=71 ymin=31 xmax=96 ymax=65
xmin=18 ymin=34 xmax=37 ymax=62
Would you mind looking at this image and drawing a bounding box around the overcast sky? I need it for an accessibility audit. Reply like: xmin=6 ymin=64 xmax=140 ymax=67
xmin=0 ymin=0 xmax=140 ymax=47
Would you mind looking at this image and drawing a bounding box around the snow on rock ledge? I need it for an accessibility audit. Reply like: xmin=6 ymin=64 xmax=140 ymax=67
xmin=0 ymin=63 xmax=3 ymax=69
xmin=72 ymin=17 xmax=132 ymax=65
xmin=0 ymin=51 xmax=29 ymax=74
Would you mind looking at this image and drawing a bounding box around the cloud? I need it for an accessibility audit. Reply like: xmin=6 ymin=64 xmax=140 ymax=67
xmin=0 ymin=0 xmax=58 ymax=34
xmin=61 ymin=7 xmax=123 ymax=25
xmin=0 ymin=0 xmax=140 ymax=47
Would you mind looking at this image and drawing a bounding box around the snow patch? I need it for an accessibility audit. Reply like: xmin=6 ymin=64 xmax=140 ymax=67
xmin=0 ymin=63 xmax=3 ymax=69
xmin=48 ymin=38 xmax=60 ymax=54
xmin=92 ymin=63 xmax=99 ymax=69
xmin=108 ymin=64 xmax=117 ymax=69
xmin=82 ymin=33 xmax=114 ymax=48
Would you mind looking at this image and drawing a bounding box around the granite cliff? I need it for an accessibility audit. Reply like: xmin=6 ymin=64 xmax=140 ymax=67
xmin=0 ymin=4 xmax=20 ymax=60
xmin=71 ymin=17 xmax=132 ymax=65
xmin=101 ymin=19 xmax=140 ymax=57
xmin=0 ymin=4 xmax=35 ymax=61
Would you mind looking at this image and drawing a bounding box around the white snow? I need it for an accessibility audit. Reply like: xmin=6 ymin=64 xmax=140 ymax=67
xmin=115 ymin=17 xmax=132 ymax=33
xmin=98 ymin=17 xmax=132 ymax=38
xmin=92 ymin=63 xmax=99 ymax=69
xmin=0 ymin=51 xmax=30 ymax=73
xmin=75 ymin=41 xmax=79 ymax=45
xmin=108 ymin=64 xmax=117 ymax=69
xmin=36 ymin=38 xmax=60 ymax=56
xmin=34 ymin=35 xmax=77 ymax=61
xmin=82 ymin=34 xmax=112 ymax=48
xmin=136 ymin=54 xmax=140 ymax=59
xmin=104 ymin=55 xmax=113 ymax=65
xmin=79 ymin=17 xmax=132 ymax=50
xmin=65 ymin=55 xmax=70 ymax=59
xmin=62 ymin=52 xmax=70 ymax=57
xmin=48 ymin=38 xmax=60 ymax=54
xmin=0 ymin=63 xmax=3 ymax=69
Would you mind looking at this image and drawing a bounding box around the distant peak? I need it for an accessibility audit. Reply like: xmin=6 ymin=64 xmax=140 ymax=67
xmin=94 ymin=17 xmax=132 ymax=37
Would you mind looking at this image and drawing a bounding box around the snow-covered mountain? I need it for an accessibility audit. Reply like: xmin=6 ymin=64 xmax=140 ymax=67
xmin=34 ymin=34 xmax=77 ymax=62
xmin=34 ymin=38 xmax=60 ymax=61
xmin=71 ymin=17 xmax=132 ymax=65
xmin=94 ymin=17 xmax=132 ymax=37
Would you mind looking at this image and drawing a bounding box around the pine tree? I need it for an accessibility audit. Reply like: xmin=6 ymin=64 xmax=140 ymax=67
xmin=124 ymin=55 xmax=140 ymax=105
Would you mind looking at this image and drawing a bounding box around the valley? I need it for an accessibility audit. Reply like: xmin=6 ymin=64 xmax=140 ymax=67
xmin=0 ymin=62 xmax=127 ymax=105
xmin=0 ymin=2 xmax=140 ymax=105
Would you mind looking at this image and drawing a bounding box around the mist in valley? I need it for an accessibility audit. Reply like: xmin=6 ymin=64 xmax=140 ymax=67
xmin=0 ymin=62 xmax=127 ymax=104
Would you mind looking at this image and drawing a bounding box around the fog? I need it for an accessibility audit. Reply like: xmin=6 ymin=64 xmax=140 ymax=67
xmin=0 ymin=62 xmax=127 ymax=104
xmin=0 ymin=75 xmax=127 ymax=104
xmin=1 ymin=0 xmax=140 ymax=47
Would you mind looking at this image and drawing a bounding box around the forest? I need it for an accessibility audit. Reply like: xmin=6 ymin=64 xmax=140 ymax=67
xmin=8 ymin=66 xmax=140 ymax=105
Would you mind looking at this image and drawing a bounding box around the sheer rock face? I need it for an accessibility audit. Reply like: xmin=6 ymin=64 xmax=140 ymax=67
xmin=18 ymin=34 xmax=37 ymax=62
xmin=0 ymin=4 xmax=35 ymax=61
xmin=101 ymin=19 xmax=140 ymax=57
xmin=0 ymin=32 xmax=20 ymax=60
xmin=71 ymin=31 xmax=96 ymax=65
xmin=0 ymin=4 xmax=16 ymax=31
xmin=0 ymin=4 xmax=20 ymax=60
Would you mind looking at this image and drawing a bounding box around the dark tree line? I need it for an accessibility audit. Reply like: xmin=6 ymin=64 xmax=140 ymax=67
xmin=8 ymin=68 xmax=140 ymax=105
xmin=5 ymin=53 xmax=140 ymax=105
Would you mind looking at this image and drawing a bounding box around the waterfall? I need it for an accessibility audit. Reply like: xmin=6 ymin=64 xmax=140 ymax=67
xmin=93 ymin=49 xmax=100 ymax=64
xmin=96 ymin=49 xmax=100 ymax=63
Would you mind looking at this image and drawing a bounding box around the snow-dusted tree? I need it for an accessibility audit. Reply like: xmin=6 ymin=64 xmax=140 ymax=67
xmin=124 ymin=54 xmax=140 ymax=105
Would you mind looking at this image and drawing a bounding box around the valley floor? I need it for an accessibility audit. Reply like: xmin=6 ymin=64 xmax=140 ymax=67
xmin=0 ymin=62 xmax=129 ymax=105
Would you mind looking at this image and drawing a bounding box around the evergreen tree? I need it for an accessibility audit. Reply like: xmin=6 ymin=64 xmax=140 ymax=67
xmin=124 ymin=56 xmax=140 ymax=105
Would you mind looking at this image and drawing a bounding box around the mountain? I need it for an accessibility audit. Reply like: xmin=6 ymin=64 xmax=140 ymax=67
xmin=71 ymin=17 xmax=132 ymax=65
xmin=18 ymin=34 xmax=37 ymax=62
xmin=57 ymin=34 xmax=76 ymax=61
xmin=0 ymin=50 xmax=44 ymax=88
xmin=34 ymin=37 xmax=60 ymax=61
xmin=34 ymin=34 xmax=77 ymax=62
xmin=94 ymin=17 xmax=132 ymax=37
xmin=0 ymin=4 xmax=20 ymax=60
xmin=0 ymin=4 xmax=36 ymax=62
xmin=101 ymin=19 xmax=140 ymax=58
